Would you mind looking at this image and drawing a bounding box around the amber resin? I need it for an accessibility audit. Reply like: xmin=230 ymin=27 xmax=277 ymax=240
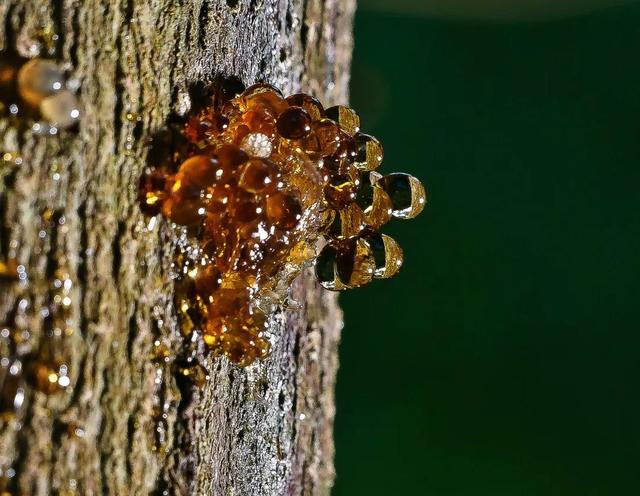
xmin=0 ymin=54 xmax=80 ymax=130
xmin=140 ymin=82 xmax=426 ymax=366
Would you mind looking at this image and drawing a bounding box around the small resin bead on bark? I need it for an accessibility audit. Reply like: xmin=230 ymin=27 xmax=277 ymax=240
xmin=17 ymin=58 xmax=64 ymax=107
xmin=1 ymin=55 xmax=81 ymax=127
xmin=0 ymin=58 xmax=20 ymax=101
xmin=39 ymin=90 xmax=81 ymax=129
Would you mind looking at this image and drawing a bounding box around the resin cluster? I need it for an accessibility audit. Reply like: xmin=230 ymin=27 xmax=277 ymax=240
xmin=0 ymin=55 xmax=80 ymax=130
xmin=140 ymin=83 xmax=425 ymax=366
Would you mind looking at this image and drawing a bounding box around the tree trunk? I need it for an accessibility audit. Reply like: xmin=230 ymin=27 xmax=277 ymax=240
xmin=0 ymin=0 xmax=354 ymax=494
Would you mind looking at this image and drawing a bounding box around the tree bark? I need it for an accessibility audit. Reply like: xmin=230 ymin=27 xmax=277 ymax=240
xmin=0 ymin=0 xmax=354 ymax=494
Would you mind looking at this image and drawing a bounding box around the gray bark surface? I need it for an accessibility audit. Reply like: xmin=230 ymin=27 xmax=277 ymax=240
xmin=0 ymin=0 xmax=355 ymax=494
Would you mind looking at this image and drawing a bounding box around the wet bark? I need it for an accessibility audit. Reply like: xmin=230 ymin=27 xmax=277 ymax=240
xmin=0 ymin=0 xmax=354 ymax=494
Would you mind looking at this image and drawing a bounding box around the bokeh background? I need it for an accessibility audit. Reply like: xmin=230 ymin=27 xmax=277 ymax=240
xmin=335 ymin=1 xmax=640 ymax=494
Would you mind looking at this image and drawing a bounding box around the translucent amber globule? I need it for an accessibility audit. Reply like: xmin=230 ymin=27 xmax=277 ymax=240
xmin=355 ymin=175 xmax=393 ymax=229
xmin=39 ymin=90 xmax=81 ymax=128
xmin=377 ymin=172 xmax=426 ymax=219
xmin=276 ymin=107 xmax=312 ymax=139
xmin=327 ymin=203 xmax=365 ymax=240
xmin=325 ymin=105 xmax=360 ymax=136
xmin=360 ymin=230 xmax=403 ymax=279
xmin=238 ymin=158 xmax=278 ymax=193
xmin=1 ymin=55 xmax=82 ymax=129
xmin=353 ymin=133 xmax=384 ymax=171
xmin=16 ymin=58 xmax=64 ymax=107
xmin=285 ymin=93 xmax=325 ymax=120
xmin=324 ymin=174 xmax=358 ymax=210
xmin=139 ymin=82 xmax=427 ymax=366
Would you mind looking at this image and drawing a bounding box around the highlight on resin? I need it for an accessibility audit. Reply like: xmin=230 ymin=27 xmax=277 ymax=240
xmin=139 ymin=82 xmax=426 ymax=366
xmin=0 ymin=54 xmax=80 ymax=131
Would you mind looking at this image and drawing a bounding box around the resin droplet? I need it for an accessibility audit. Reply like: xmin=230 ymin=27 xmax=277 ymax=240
xmin=325 ymin=105 xmax=360 ymax=136
xmin=322 ymin=131 xmax=356 ymax=174
xmin=0 ymin=55 xmax=21 ymax=112
xmin=242 ymin=82 xmax=284 ymax=99
xmin=315 ymin=239 xmax=375 ymax=290
xmin=177 ymin=364 xmax=208 ymax=388
xmin=238 ymin=158 xmax=278 ymax=193
xmin=214 ymin=144 xmax=249 ymax=184
xmin=202 ymin=287 xmax=269 ymax=366
xmin=299 ymin=119 xmax=341 ymax=158
xmin=178 ymin=155 xmax=218 ymax=188
xmin=17 ymin=58 xmax=64 ymax=107
xmin=185 ymin=109 xmax=229 ymax=144
xmin=0 ymin=58 xmax=18 ymax=89
xmin=232 ymin=189 xmax=261 ymax=223
xmin=285 ymin=93 xmax=325 ymax=120
xmin=336 ymin=238 xmax=375 ymax=288
xmin=39 ymin=90 xmax=80 ymax=129
xmin=32 ymin=360 xmax=71 ymax=394
xmin=324 ymin=174 xmax=358 ymax=210
xmin=355 ymin=176 xmax=393 ymax=229
xmin=162 ymin=173 xmax=204 ymax=226
xmin=241 ymin=84 xmax=287 ymax=115
xmin=242 ymin=106 xmax=277 ymax=136
xmin=361 ymin=230 xmax=403 ymax=279
xmin=353 ymin=133 xmax=383 ymax=171
xmin=266 ymin=192 xmax=302 ymax=229
xmin=327 ymin=203 xmax=365 ymax=240
xmin=377 ymin=173 xmax=426 ymax=219
xmin=315 ymin=243 xmax=346 ymax=291
xmin=276 ymin=107 xmax=312 ymax=139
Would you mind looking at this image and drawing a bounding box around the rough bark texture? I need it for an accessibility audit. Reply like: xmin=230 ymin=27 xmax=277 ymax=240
xmin=0 ymin=0 xmax=355 ymax=494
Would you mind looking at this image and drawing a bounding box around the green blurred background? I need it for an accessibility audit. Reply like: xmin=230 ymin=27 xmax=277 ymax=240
xmin=335 ymin=1 xmax=640 ymax=494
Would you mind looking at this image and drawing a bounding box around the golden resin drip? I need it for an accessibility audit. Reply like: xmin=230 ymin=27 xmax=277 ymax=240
xmin=140 ymin=83 xmax=426 ymax=366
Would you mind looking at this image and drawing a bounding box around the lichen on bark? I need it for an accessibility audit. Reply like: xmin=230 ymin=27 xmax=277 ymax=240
xmin=0 ymin=0 xmax=355 ymax=494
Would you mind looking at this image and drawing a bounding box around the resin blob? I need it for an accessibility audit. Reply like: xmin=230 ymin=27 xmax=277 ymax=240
xmin=140 ymin=83 xmax=426 ymax=366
